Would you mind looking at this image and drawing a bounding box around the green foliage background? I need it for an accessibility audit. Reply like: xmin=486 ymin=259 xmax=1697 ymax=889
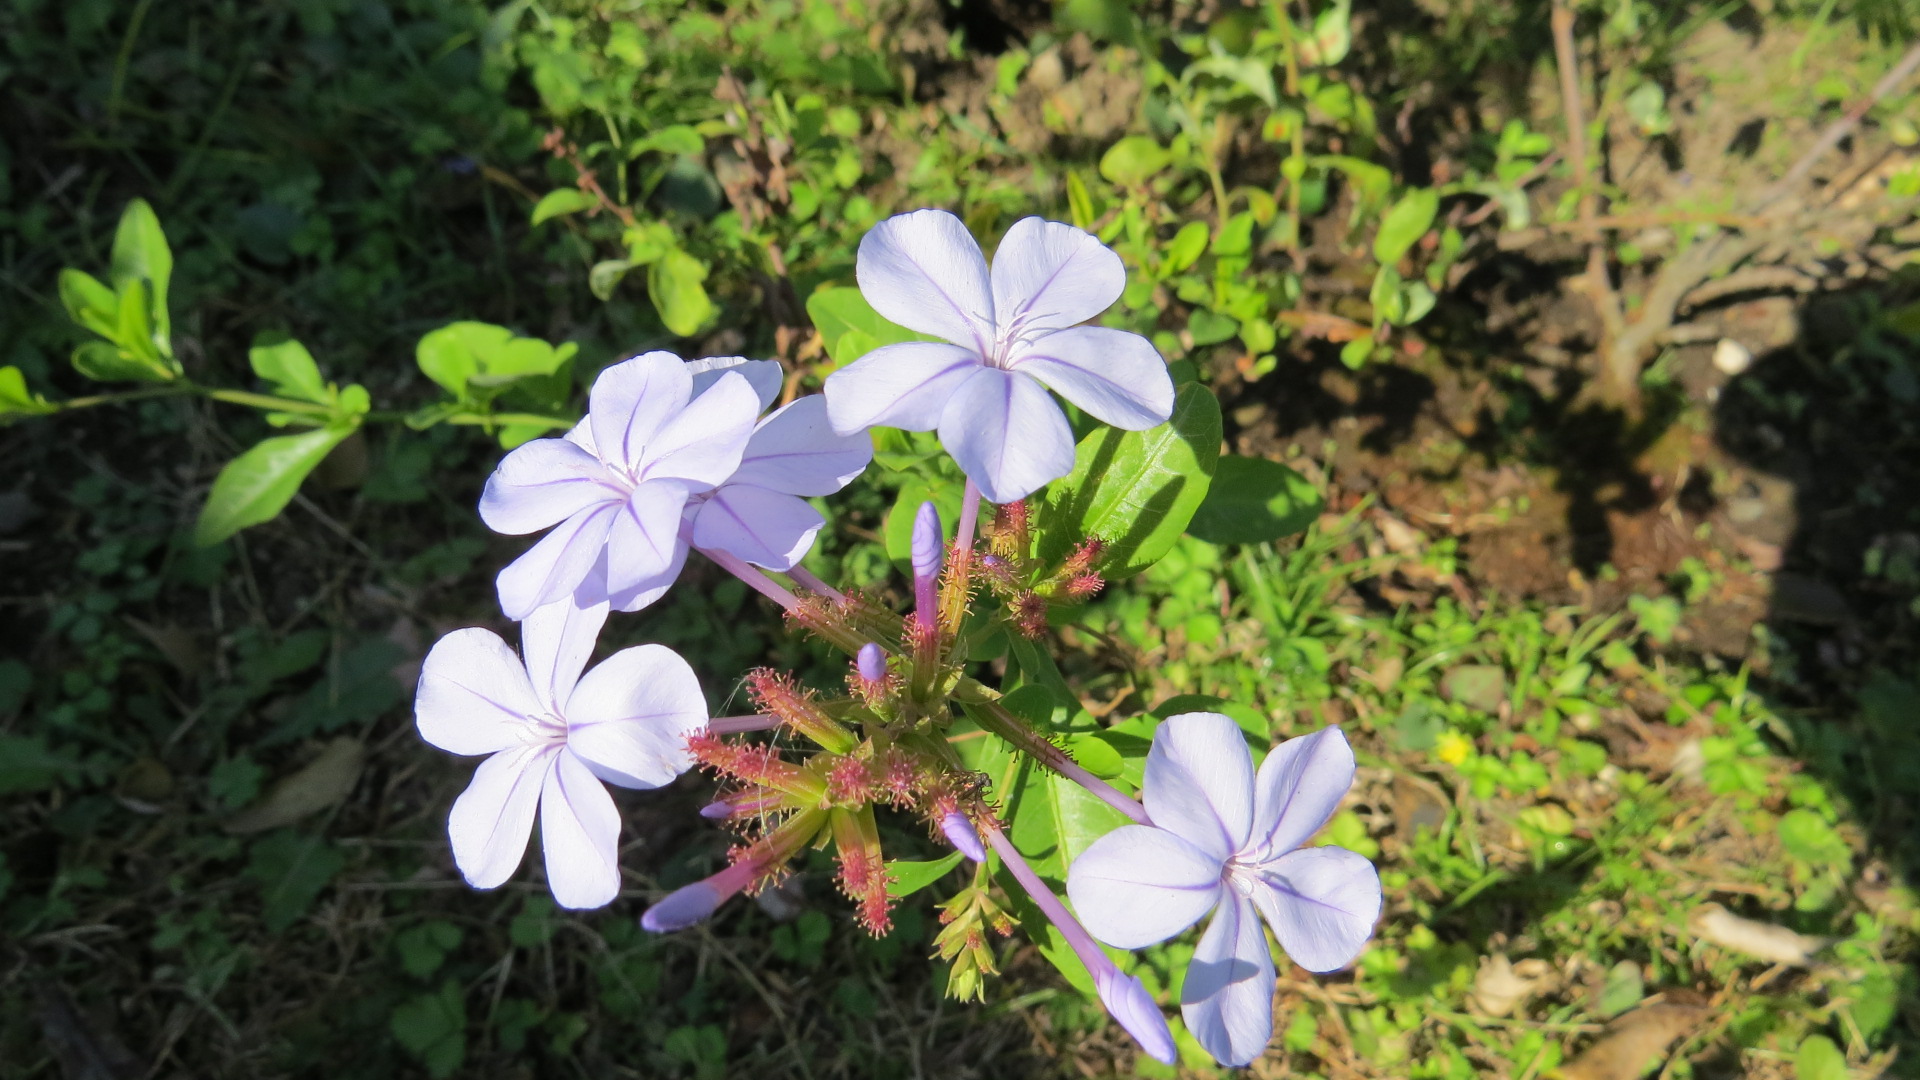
xmin=3 ymin=0 xmax=1919 ymax=1078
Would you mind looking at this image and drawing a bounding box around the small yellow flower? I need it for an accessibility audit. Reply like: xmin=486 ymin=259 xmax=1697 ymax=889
xmin=1435 ymin=731 xmax=1473 ymax=765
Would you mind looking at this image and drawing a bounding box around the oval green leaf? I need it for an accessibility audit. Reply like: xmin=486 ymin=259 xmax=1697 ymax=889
xmin=1033 ymin=380 xmax=1223 ymax=579
xmin=195 ymin=425 xmax=356 ymax=546
xmin=530 ymin=188 xmax=598 ymax=225
xmin=1373 ymin=187 xmax=1440 ymax=265
xmin=1186 ymin=455 xmax=1323 ymax=545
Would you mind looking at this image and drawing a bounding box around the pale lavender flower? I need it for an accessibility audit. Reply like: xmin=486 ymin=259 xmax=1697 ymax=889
xmin=823 ymin=209 xmax=1175 ymax=504
xmin=413 ymin=598 xmax=709 ymax=909
xmin=482 ymin=353 xmax=869 ymax=618
xmin=856 ymin=642 xmax=887 ymax=683
xmin=480 ymin=352 xmax=761 ymax=618
xmin=1067 ymin=715 xmax=1381 ymax=1067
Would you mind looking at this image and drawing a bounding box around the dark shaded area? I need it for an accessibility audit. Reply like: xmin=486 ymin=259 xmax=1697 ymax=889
xmin=1713 ymin=281 xmax=1920 ymax=866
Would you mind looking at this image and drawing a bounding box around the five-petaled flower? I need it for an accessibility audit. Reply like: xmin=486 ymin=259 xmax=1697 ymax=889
xmin=414 ymin=597 xmax=708 ymax=909
xmin=824 ymin=209 xmax=1175 ymax=504
xmin=481 ymin=353 xmax=869 ymax=619
xmin=1067 ymin=714 xmax=1381 ymax=1067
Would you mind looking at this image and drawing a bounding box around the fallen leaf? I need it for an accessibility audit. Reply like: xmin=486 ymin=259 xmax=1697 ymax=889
xmin=124 ymin=617 xmax=207 ymax=678
xmin=1470 ymin=954 xmax=1553 ymax=1017
xmin=1687 ymin=902 xmax=1829 ymax=965
xmin=1558 ymin=1003 xmax=1711 ymax=1080
xmin=225 ymin=737 xmax=365 ymax=834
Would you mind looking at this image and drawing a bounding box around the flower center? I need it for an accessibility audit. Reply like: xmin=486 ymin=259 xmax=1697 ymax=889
xmin=1222 ymin=856 xmax=1262 ymax=898
xmin=527 ymin=711 xmax=569 ymax=743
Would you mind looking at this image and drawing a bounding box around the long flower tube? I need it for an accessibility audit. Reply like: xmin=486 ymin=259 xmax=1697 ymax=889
xmin=980 ymin=820 xmax=1176 ymax=1065
xmin=957 ymin=688 xmax=1150 ymax=826
xmin=640 ymin=809 xmax=828 ymax=932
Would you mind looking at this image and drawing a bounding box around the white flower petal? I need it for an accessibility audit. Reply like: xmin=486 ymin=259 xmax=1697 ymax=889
xmin=448 ymin=743 xmax=555 ymax=890
xmin=1142 ymin=712 xmax=1256 ymax=863
xmin=1180 ymin=895 xmax=1278 ymax=1068
xmin=638 ymin=371 xmax=760 ymax=488
xmin=1066 ymin=824 xmax=1223 ymax=949
xmin=539 ymin=749 xmax=623 ymax=909
xmin=606 ymin=540 xmax=690 ymax=614
xmin=822 ymin=341 xmax=982 ymax=435
xmin=563 ymin=416 xmax=596 ymax=455
xmin=519 ymin=595 xmax=610 ymax=715
xmin=604 ymin=481 xmax=690 ymax=595
xmin=478 ymin=437 xmax=622 ymax=535
xmin=1011 ymin=327 xmax=1175 ymax=431
xmin=1249 ymin=846 xmax=1382 ymax=973
xmin=732 ymin=396 xmax=872 ymax=496
xmin=936 ymin=367 xmax=1075 ymax=504
xmin=687 ymin=355 xmax=784 ymax=411
xmin=496 ymin=503 xmax=620 ymax=620
xmin=856 ymin=208 xmax=995 ymax=352
xmin=990 ymin=216 xmax=1126 ymax=337
xmin=1247 ymin=727 xmax=1356 ymax=862
xmin=415 ymin=629 xmax=542 ymax=755
xmin=690 ymin=485 xmax=824 ymax=570
xmin=565 ymin=643 xmax=707 ymax=788
xmin=589 ymin=352 xmax=694 ymax=472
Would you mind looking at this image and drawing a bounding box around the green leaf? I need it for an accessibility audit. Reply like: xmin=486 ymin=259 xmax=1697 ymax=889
xmin=1597 ymin=960 xmax=1644 ymax=1018
xmin=0 ymin=367 xmax=57 ymax=420
xmin=1187 ymin=456 xmax=1322 ymax=544
xmin=391 ymin=979 xmax=467 ymax=1079
xmin=1187 ymin=308 xmax=1239 ymax=346
xmin=633 ymin=124 xmax=704 ymax=157
xmin=806 ymin=286 xmax=936 ymax=367
xmin=58 ymin=268 xmax=119 ymax=339
xmin=530 ymin=187 xmax=598 ymax=225
xmin=1794 ymin=1035 xmax=1847 ymax=1080
xmin=1164 ymin=221 xmax=1209 ymax=274
xmin=249 ymin=336 xmax=329 ymax=403
xmin=71 ymin=341 xmax=170 ymax=383
xmin=1151 ymin=694 xmax=1268 ymax=741
xmin=1099 ymin=135 xmax=1172 ymax=187
xmin=1778 ymin=809 xmax=1850 ymax=868
xmin=246 ymin=829 xmax=345 ymax=933
xmin=1373 ymin=188 xmax=1440 ymax=265
xmin=0 ymin=734 xmax=82 ymax=795
xmin=395 ymin=921 xmax=465 ymax=979
xmin=115 ymin=280 xmax=161 ymax=364
xmin=110 ymin=198 xmax=173 ymax=344
xmin=195 ymin=425 xmax=356 ymax=546
xmin=589 ymin=259 xmax=634 ymax=301
xmin=1298 ymin=0 xmax=1352 ymax=66
xmin=885 ymin=851 xmax=965 ymax=897
xmin=1032 ymin=381 xmax=1223 ymax=578
xmin=415 ymin=322 xmax=575 ymax=406
xmin=648 ymin=249 xmax=715 ymax=337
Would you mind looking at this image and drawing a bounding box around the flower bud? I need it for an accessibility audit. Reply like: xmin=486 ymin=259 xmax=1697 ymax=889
xmin=856 ymin=642 xmax=886 ymax=682
xmin=641 ymin=880 xmax=726 ymax=932
xmin=912 ymin=501 xmax=943 ymax=624
xmin=1093 ymin=968 xmax=1177 ymax=1065
xmin=941 ymin=811 xmax=986 ymax=862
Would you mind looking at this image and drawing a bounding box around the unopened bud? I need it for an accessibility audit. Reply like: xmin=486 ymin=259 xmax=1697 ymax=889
xmin=912 ymin=502 xmax=943 ymax=623
xmin=857 ymin=642 xmax=885 ymax=682
xmin=641 ymin=881 xmax=724 ymax=932
xmin=941 ymin=811 xmax=986 ymax=862
xmin=1093 ymin=968 xmax=1177 ymax=1065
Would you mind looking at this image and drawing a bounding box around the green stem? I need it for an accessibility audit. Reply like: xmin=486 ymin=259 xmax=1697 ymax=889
xmin=54 ymin=385 xmax=194 ymax=411
xmin=442 ymin=411 xmax=574 ymax=430
xmin=202 ymin=388 xmax=334 ymax=416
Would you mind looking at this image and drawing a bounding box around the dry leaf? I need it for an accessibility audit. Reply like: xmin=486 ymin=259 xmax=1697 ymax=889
xmin=1559 ymin=1003 xmax=1711 ymax=1080
xmin=1687 ymin=902 xmax=1829 ymax=965
xmin=1375 ymin=513 xmax=1425 ymax=557
xmin=124 ymin=616 xmax=207 ymax=678
xmin=1470 ymin=954 xmax=1554 ymax=1017
xmin=225 ymin=737 xmax=365 ymax=834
